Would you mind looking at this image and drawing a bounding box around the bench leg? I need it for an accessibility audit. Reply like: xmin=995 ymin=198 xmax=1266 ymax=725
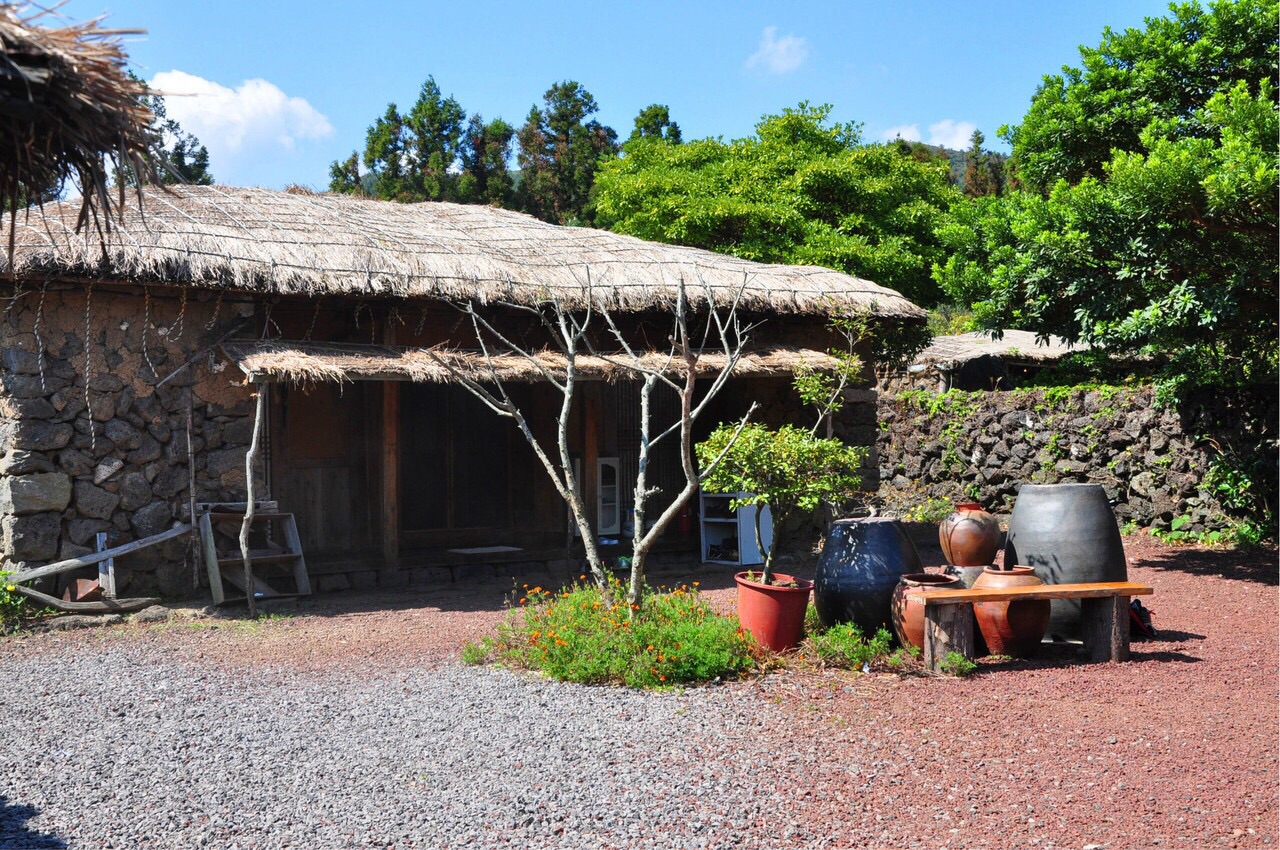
xmin=923 ymin=603 xmax=974 ymax=672
xmin=1081 ymin=596 xmax=1130 ymax=662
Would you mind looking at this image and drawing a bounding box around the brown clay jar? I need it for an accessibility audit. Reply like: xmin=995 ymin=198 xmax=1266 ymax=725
xmin=972 ymin=565 xmax=1050 ymax=658
xmin=939 ymin=502 xmax=1001 ymax=567
xmin=891 ymin=572 xmax=963 ymax=650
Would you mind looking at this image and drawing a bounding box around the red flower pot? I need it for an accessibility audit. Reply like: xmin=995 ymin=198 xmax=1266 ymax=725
xmin=734 ymin=571 xmax=813 ymax=653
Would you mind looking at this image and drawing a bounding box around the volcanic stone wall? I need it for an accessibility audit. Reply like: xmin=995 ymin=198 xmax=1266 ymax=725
xmin=874 ymin=385 xmax=1234 ymax=533
xmin=0 ymin=286 xmax=258 ymax=596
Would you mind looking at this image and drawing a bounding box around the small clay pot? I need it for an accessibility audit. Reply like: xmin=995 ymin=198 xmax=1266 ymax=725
xmin=939 ymin=502 xmax=1001 ymax=567
xmin=972 ymin=565 xmax=1050 ymax=658
xmin=891 ymin=572 xmax=963 ymax=650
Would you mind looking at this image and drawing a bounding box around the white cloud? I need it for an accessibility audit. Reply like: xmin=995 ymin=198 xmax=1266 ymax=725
xmin=880 ymin=119 xmax=978 ymax=150
xmin=926 ymin=119 xmax=978 ymax=150
xmin=745 ymin=26 xmax=809 ymax=75
xmin=150 ymin=70 xmax=332 ymax=162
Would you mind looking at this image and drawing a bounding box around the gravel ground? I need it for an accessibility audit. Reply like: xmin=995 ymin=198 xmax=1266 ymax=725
xmin=0 ymin=534 xmax=1274 ymax=849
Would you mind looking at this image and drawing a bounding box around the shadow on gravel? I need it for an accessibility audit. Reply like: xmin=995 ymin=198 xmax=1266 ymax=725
xmin=1132 ymin=544 xmax=1278 ymax=586
xmin=1128 ymin=649 xmax=1204 ymax=663
xmin=0 ymin=796 xmax=66 ymax=849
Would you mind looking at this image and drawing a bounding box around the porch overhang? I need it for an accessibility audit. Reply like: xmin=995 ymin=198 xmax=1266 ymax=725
xmin=220 ymin=339 xmax=840 ymax=384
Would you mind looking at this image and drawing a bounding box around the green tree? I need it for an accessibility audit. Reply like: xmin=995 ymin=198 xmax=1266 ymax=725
xmin=458 ymin=114 xmax=515 ymax=206
xmin=961 ymin=130 xmax=1004 ymax=197
xmin=595 ymin=102 xmax=960 ymax=306
xmin=628 ymin=104 xmax=682 ymax=144
xmin=118 ymin=74 xmax=213 ymax=186
xmin=362 ymin=103 xmax=413 ymax=200
xmin=328 ymin=151 xmax=363 ymax=195
xmin=515 ymin=81 xmax=619 ymax=224
xmin=404 ymin=77 xmax=466 ymax=200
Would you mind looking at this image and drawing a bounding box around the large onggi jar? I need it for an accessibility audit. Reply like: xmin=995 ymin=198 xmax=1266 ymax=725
xmin=815 ymin=518 xmax=922 ymax=637
xmin=1004 ymin=483 xmax=1128 ymax=641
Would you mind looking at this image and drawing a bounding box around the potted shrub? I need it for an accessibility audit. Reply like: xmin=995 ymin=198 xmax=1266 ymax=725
xmin=696 ymin=422 xmax=865 ymax=651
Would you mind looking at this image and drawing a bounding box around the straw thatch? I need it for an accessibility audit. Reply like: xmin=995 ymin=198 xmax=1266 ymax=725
xmin=0 ymin=6 xmax=156 ymax=242
xmin=915 ymin=330 xmax=1086 ymax=366
xmin=1 ymin=184 xmax=925 ymax=320
xmin=222 ymin=339 xmax=843 ymax=385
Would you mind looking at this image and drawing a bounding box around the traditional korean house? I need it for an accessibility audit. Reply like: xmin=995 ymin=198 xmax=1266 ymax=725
xmin=0 ymin=185 xmax=924 ymax=599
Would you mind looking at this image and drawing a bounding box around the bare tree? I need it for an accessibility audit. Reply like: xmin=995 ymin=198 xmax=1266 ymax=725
xmin=426 ymin=272 xmax=755 ymax=609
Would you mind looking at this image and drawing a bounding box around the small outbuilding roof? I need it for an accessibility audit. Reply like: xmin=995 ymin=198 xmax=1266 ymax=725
xmin=915 ymin=330 xmax=1086 ymax=367
xmin=1 ymin=185 xmax=925 ymax=320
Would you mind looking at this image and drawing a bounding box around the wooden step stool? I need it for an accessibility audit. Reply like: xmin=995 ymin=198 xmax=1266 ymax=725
xmin=198 ymin=503 xmax=311 ymax=606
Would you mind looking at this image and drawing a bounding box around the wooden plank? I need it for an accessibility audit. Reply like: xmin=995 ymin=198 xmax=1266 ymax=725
xmin=9 ymin=524 xmax=192 ymax=584
xmin=1082 ymin=595 xmax=1130 ymax=663
xmin=11 ymin=584 xmax=157 ymax=614
xmin=382 ymin=380 xmax=400 ymax=570
xmin=907 ymin=581 xmax=1154 ymax=606
xmin=215 ymin=552 xmax=300 ymax=568
xmin=281 ymin=514 xmax=312 ymax=596
xmin=95 ymin=532 xmax=116 ymax=599
xmin=207 ymin=512 xmax=295 ymax=521
xmin=199 ymin=512 xmax=224 ymax=605
xmin=218 ymin=566 xmax=281 ymax=598
xmin=923 ymin=603 xmax=973 ymax=673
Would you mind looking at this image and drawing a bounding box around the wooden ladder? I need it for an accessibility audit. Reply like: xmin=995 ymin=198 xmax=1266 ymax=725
xmin=198 ymin=504 xmax=311 ymax=606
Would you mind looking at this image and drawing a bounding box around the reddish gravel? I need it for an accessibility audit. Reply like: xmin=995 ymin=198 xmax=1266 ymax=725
xmin=4 ymin=533 xmax=1276 ymax=849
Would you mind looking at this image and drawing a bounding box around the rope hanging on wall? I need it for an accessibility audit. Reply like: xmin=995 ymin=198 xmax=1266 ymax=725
xmin=141 ymin=285 xmax=158 ymax=379
xmin=82 ymin=282 xmax=96 ymax=455
xmin=32 ymin=282 xmax=47 ymax=395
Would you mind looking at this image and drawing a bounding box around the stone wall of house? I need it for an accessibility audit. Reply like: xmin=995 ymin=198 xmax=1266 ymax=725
xmin=0 ymin=286 xmax=258 ymax=596
xmin=873 ymin=385 xmax=1244 ymax=533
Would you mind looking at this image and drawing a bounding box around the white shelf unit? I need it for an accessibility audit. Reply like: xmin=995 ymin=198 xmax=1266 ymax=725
xmin=699 ymin=491 xmax=771 ymax=566
xmin=597 ymin=457 xmax=621 ymax=536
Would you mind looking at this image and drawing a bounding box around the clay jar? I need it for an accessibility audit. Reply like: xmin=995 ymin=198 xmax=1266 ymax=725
xmin=939 ymin=502 xmax=1001 ymax=567
xmin=972 ymin=566 xmax=1050 ymax=658
xmin=891 ymin=572 xmax=963 ymax=651
xmin=815 ymin=518 xmax=922 ymax=636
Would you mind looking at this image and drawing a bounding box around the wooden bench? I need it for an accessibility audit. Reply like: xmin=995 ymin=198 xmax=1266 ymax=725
xmin=904 ymin=581 xmax=1155 ymax=672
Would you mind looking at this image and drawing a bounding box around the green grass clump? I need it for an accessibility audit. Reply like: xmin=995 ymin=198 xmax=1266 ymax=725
xmin=803 ymin=620 xmax=894 ymax=670
xmin=466 ymin=578 xmax=755 ymax=688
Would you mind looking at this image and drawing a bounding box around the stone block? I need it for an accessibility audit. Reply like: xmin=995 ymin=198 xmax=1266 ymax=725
xmin=206 ymin=447 xmax=247 ymax=479
xmin=67 ymin=518 xmax=111 ymax=546
xmin=2 ymin=348 xmax=42 ymax=375
xmin=13 ymin=421 xmax=73 ymax=451
xmin=1 ymin=472 xmax=72 ymax=515
xmin=130 ymin=501 xmax=173 ymax=540
xmin=318 ymin=574 xmax=351 ymax=592
xmin=118 ymin=472 xmax=153 ymax=511
xmin=73 ymin=480 xmax=120 ymax=520
xmin=127 ymin=435 xmax=163 ymax=465
xmin=0 ymin=450 xmax=55 ymax=476
xmin=3 ymin=511 xmax=61 ymax=561
xmin=103 ymin=419 xmax=143 ymax=451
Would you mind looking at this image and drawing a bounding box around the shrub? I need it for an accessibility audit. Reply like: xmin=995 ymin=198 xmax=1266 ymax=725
xmin=482 ymin=578 xmax=756 ymax=688
xmin=0 ymin=574 xmax=31 ymax=634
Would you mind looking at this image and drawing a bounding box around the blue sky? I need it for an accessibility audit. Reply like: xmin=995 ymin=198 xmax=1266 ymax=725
xmin=54 ymin=0 xmax=1179 ymax=189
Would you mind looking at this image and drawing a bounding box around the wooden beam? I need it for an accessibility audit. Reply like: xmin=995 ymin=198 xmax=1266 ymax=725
xmin=11 ymin=584 xmax=157 ymax=614
xmin=9 ymin=524 xmax=191 ymax=584
xmin=1082 ymin=595 xmax=1130 ymax=663
xmin=905 ymin=581 xmax=1153 ymax=606
xmin=381 ymin=322 xmax=401 ymax=571
xmin=923 ymin=603 xmax=973 ymax=673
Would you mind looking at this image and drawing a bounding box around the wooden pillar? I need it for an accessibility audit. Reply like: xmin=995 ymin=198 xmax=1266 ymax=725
xmin=381 ymin=322 xmax=400 ymax=571
xmin=1081 ymin=595 xmax=1129 ymax=662
xmin=582 ymin=386 xmax=601 ymax=534
xmin=923 ymin=602 xmax=974 ymax=672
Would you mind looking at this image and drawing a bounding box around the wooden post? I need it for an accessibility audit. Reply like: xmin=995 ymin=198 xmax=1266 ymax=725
xmin=923 ymin=603 xmax=974 ymax=672
xmin=187 ymin=393 xmax=199 ymax=591
xmin=240 ymin=384 xmax=267 ymax=618
xmin=1081 ymin=595 xmax=1130 ymax=662
xmin=381 ymin=318 xmax=400 ymax=573
xmin=95 ymin=532 xmax=115 ymax=598
xmin=583 ymin=387 xmax=600 ymax=536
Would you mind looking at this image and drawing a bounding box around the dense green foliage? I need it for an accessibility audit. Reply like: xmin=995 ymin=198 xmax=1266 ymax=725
xmin=116 ymin=74 xmax=212 ymax=187
xmin=471 ymin=579 xmax=755 ymax=688
xmin=936 ymin=0 xmax=1278 ymax=396
xmin=594 ymin=103 xmax=961 ymax=306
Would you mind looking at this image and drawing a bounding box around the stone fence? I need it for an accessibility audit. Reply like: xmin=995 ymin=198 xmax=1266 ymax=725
xmin=873 ymin=385 xmax=1238 ymax=533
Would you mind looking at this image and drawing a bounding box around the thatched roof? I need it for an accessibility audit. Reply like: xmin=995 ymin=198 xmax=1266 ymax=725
xmin=222 ymin=339 xmax=842 ymax=385
xmin=1 ymin=185 xmax=925 ymax=320
xmin=0 ymin=6 xmax=156 ymax=241
xmin=915 ymin=330 xmax=1086 ymax=366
